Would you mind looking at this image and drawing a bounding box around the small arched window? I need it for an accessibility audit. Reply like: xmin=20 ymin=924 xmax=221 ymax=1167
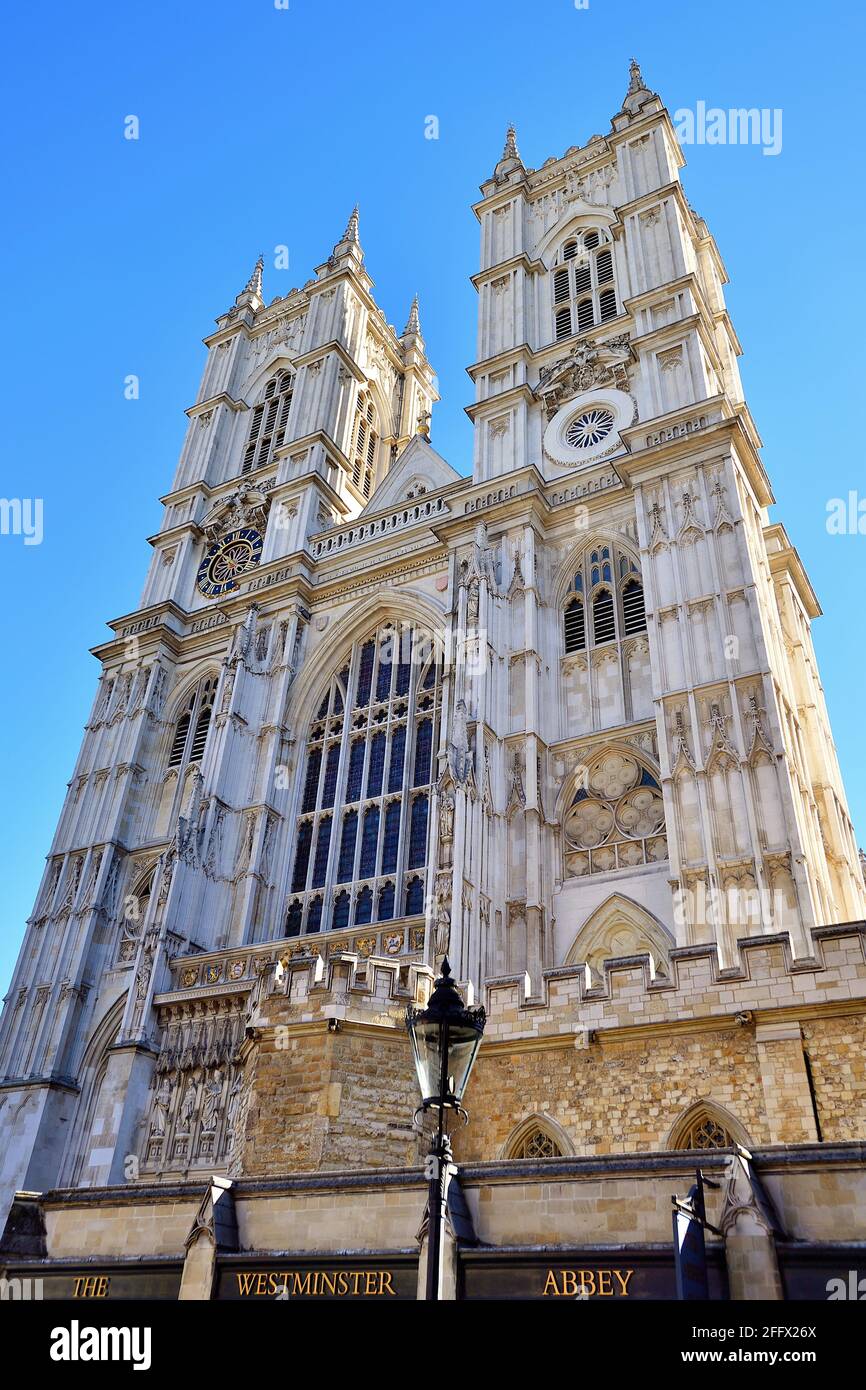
xmin=352 ymin=391 xmax=378 ymax=499
xmin=671 ymin=1104 xmax=739 ymax=1151
xmin=564 ymin=597 xmax=586 ymax=654
xmin=167 ymin=676 xmax=217 ymax=772
xmin=550 ymin=229 xmax=618 ymax=343
xmin=562 ymin=542 xmax=646 ymax=653
xmin=242 ymin=369 xmax=294 ymax=474
xmin=503 ymin=1116 xmax=571 ymax=1160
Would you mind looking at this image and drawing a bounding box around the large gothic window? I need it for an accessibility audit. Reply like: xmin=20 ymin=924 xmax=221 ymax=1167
xmin=167 ymin=675 xmax=217 ymax=772
xmin=286 ymin=623 xmax=441 ymax=939
xmin=242 ymin=368 xmax=294 ymax=474
xmin=563 ymin=542 xmax=645 ymax=655
xmin=552 ymin=229 xmax=618 ymax=343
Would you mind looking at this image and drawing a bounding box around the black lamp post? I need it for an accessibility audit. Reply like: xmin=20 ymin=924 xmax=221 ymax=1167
xmin=406 ymin=957 xmax=486 ymax=1301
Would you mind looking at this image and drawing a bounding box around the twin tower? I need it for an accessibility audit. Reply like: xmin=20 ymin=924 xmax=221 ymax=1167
xmin=0 ymin=62 xmax=862 ymax=1216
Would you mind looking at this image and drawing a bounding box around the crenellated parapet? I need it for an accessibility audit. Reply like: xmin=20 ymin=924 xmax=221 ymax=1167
xmin=482 ymin=922 xmax=866 ymax=1041
xmin=456 ymin=922 xmax=866 ymax=1164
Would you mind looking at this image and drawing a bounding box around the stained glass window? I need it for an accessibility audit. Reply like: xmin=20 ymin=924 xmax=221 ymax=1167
xmin=311 ymin=818 xmax=331 ymax=888
xmin=388 ymin=726 xmax=406 ymax=793
xmin=405 ymin=876 xmax=425 ymax=916
xmin=346 ymin=741 xmax=365 ymax=802
xmin=337 ymin=811 xmax=357 ymax=882
xmin=377 ymin=881 xmax=395 ymax=921
xmin=408 ymin=794 xmax=429 ymax=869
xmin=413 ymin=721 xmax=433 ymax=787
xmin=359 ymin=806 xmax=379 ymax=879
xmin=367 ymin=733 xmax=386 ymax=797
xmin=382 ymin=801 xmax=401 ymax=875
xmin=286 ymin=623 xmax=442 ymax=938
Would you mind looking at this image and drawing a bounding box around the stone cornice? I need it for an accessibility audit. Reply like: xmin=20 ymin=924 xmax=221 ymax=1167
xmin=617 ymin=399 xmax=769 ymax=496
xmin=764 ymin=523 xmax=822 ymax=619
xmin=470 ymin=252 xmax=545 ymax=289
xmin=185 ymin=392 xmax=246 ymax=420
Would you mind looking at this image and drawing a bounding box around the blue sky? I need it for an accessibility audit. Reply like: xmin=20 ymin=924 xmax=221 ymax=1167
xmin=1 ymin=0 xmax=864 ymax=994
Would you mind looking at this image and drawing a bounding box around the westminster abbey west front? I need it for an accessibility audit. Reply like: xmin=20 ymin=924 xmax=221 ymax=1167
xmin=1 ymin=62 xmax=865 ymax=1302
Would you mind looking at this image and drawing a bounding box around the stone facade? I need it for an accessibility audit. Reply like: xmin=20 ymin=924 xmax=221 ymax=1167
xmin=1 ymin=62 xmax=865 ymax=1298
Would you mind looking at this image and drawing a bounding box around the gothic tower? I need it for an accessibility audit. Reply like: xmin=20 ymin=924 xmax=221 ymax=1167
xmin=0 ymin=64 xmax=862 ymax=1222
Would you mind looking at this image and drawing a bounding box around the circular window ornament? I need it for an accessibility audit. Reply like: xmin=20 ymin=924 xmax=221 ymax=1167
xmin=564 ymin=407 xmax=615 ymax=451
xmin=543 ymin=387 xmax=635 ymax=469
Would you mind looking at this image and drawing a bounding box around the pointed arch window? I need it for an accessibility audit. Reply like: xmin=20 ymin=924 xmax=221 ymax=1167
xmin=504 ymin=1116 xmax=571 ymax=1160
xmin=563 ymin=597 xmax=586 ymax=654
xmin=562 ymin=542 xmax=646 ymax=654
xmin=351 ymin=391 xmax=379 ymax=499
xmin=166 ymin=675 xmax=217 ymax=772
xmin=285 ymin=623 xmax=442 ymax=939
xmin=242 ymin=368 xmax=294 ymax=474
xmin=550 ymin=229 xmax=619 ymax=344
xmin=671 ymin=1104 xmax=740 ymax=1151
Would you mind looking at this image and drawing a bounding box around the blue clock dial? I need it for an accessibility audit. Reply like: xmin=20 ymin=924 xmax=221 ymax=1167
xmin=197 ymin=528 xmax=263 ymax=597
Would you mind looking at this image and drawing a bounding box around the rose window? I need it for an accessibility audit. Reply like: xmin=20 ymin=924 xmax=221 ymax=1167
xmin=564 ymin=407 xmax=615 ymax=450
xmin=564 ymin=755 xmax=668 ymax=878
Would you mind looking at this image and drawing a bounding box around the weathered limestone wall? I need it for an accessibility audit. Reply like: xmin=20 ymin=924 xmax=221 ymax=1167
xmin=44 ymin=1194 xmax=200 ymax=1259
xmin=232 ymin=955 xmax=429 ymax=1177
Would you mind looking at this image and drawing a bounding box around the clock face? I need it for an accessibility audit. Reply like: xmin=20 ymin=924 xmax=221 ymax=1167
xmin=197 ymin=527 xmax=263 ymax=597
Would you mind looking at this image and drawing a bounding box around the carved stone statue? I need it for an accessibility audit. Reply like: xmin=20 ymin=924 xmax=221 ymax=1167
xmin=150 ymin=1077 xmax=172 ymax=1136
xmin=434 ymin=902 xmax=451 ymax=960
xmin=226 ymin=1075 xmax=242 ymax=1136
xmin=202 ymin=1070 xmax=223 ymax=1132
xmin=438 ymin=790 xmax=455 ymax=847
xmin=448 ymin=700 xmax=472 ymax=784
xmin=473 ymin=522 xmax=499 ymax=591
xmin=466 ymin=577 xmax=480 ymax=625
xmin=179 ymin=1079 xmax=198 ymax=1132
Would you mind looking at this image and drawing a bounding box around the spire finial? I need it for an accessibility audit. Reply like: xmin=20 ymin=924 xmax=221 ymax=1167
xmin=493 ymin=123 xmax=524 ymax=182
xmin=621 ymin=57 xmax=652 ymax=114
xmin=503 ymin=122 xmax=520 ymax=160
xmin=243 ymin=254 xmax=264 ymax=298
xmin=342 ymin=204 xmax=360 ymax=244
xmin=402 ymin=293 xmax=421 ymax=337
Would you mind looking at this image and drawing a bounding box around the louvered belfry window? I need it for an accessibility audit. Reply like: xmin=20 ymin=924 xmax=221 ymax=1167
xmin=562 ymin=543 xmax=646 ymax=654
xmin=286 ymin=624 xmax=441 ymax=940
xmin=242 ymin=369 xmax=294 ymax=474
xmin=550 ymin=229 xmax=618 ymax=343
xmin=167 ymin=676 xmax=217 ymax=771
xmin=352 ymin=392 xmax=378 ymax=498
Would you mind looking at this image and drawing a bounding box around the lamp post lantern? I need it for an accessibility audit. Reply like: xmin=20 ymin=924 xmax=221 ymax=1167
xmin=406 ymin=957 xmax=486 ymax=1301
